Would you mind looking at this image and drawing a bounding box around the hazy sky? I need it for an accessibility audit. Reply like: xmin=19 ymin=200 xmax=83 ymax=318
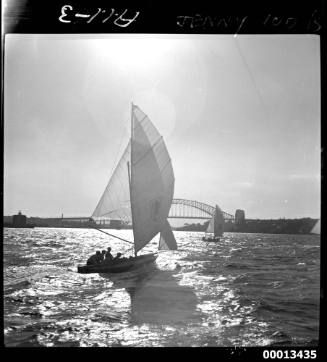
xmin=4 ymin=34 xmax=320 ymax=219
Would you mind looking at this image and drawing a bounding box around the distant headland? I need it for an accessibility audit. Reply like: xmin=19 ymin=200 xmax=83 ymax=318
xmin=176 ymin=218 xmax=319 ymax=235
xmin=3 ymin=212 xmax=319 ymax=235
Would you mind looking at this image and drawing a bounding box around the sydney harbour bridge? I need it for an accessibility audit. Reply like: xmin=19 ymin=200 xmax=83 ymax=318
xmin=169 ymin=199 xmax=234 ymax=220
xmin=60 ymin=199 xmax=235 ymax=223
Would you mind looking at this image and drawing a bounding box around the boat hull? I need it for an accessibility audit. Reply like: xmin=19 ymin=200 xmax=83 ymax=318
xmin=77 ymin=253 xmax=157 ymax=274
xmin=4 ymin=225 xmax=35 ymax=228
xmin=202 ymin=237 xmax=221 ymax=242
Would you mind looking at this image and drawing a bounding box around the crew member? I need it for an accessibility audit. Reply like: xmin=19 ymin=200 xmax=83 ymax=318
xmin=103 ymin=248 xmax=114 ymax=264
xmin=114 ymin=252 xmax=122 ymax=260
xmin=105 ymin=247 xmax=113 ymax=260
xmin=86 ymin=252 xmax=98 ymax=265
xmin=100 ymin=250 xmax=106 ymax=263
xmin=95 ymin=251 xmax=102 ymax=264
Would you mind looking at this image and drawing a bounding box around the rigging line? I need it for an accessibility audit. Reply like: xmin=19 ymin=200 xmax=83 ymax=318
xmin=90 ymin=226 xmax=133 ymax=244
xmin=99 ymin=208 xmax=126 ymax=217
xmin=234 ymin=37 xmax=270 ymax=121
xmin=121 ymin=245 xmax=135 ymax=256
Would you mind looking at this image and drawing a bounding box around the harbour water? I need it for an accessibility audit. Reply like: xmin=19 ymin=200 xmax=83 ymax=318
xmin=4 ymin=228 xmax=320 ymax=347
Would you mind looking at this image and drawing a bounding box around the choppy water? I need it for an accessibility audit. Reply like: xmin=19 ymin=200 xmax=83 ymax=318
xmin=4 ymin=228 xmax=320 ymax=347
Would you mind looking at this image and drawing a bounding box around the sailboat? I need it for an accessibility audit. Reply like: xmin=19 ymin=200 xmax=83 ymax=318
xmin=310 ymin=219 xmax=320 ymax=235
xmin=202 ymin=205 xmax=224 ymax=242
xmin=78 ymin=104 xmax=177 ymax=274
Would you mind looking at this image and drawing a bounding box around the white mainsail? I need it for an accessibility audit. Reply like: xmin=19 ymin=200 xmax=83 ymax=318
xmin=92 ymin=104 xmax=176 ymax=254
xmin=131 ymin=105 xmax=175 ymax=253
xmin=206 ymin=215 xmax=214 ymax=234
xmin=214 ymin=205 xmax=224 ymax=237
xmin=205 ymin=205 xmax=224 ymax=237
xmin=159 ymin=220 xmax=177 ymax=250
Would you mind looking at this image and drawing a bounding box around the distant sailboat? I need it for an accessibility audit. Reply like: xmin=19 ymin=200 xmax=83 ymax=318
xmin=310 ymin=219 xmax=320 ymax=235
xmin=78 ymin=104 xmax=177 ymax=274
xmin=202 ymin=205 xmax=224 ymax=242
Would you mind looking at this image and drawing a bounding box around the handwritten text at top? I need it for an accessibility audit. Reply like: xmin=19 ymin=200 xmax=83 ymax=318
xmin=59 ymin=5 xmax=139 ymax=27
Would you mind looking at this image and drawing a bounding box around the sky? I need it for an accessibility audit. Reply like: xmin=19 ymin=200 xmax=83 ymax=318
xmin=4 ymin=34 xmax=320 ymax=219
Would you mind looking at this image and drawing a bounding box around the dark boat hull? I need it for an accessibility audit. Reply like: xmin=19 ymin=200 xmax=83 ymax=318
xmin=77 ymin=253 xmax=157 ymax=274
xmin=4 ymin=225 xmax=35 ymax=228
xmin=202 ymin=237 xmax=221 ymax=242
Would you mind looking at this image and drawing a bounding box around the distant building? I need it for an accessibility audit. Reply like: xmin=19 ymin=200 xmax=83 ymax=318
xmin=109 ymin=220 xmax=122 ymax=229
xmin=235 ymin=209 xmax=245 ymax=225
xmin=13 ymin=211 xmax=27 ymax=227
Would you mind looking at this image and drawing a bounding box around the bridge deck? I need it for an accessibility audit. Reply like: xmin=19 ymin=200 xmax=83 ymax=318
xmin=58 ymin=199 xmax=234 ymax=222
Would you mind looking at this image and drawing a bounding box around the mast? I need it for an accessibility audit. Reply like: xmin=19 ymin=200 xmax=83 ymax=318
xmin=214 ymin=206 xmax=218 ymax=238
xmin=128 ymin=102 xmax=137 ymax=257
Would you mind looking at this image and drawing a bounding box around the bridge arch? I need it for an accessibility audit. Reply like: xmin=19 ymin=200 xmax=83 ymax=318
xmin=170 ymin=199 xmax=234 ymax=220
